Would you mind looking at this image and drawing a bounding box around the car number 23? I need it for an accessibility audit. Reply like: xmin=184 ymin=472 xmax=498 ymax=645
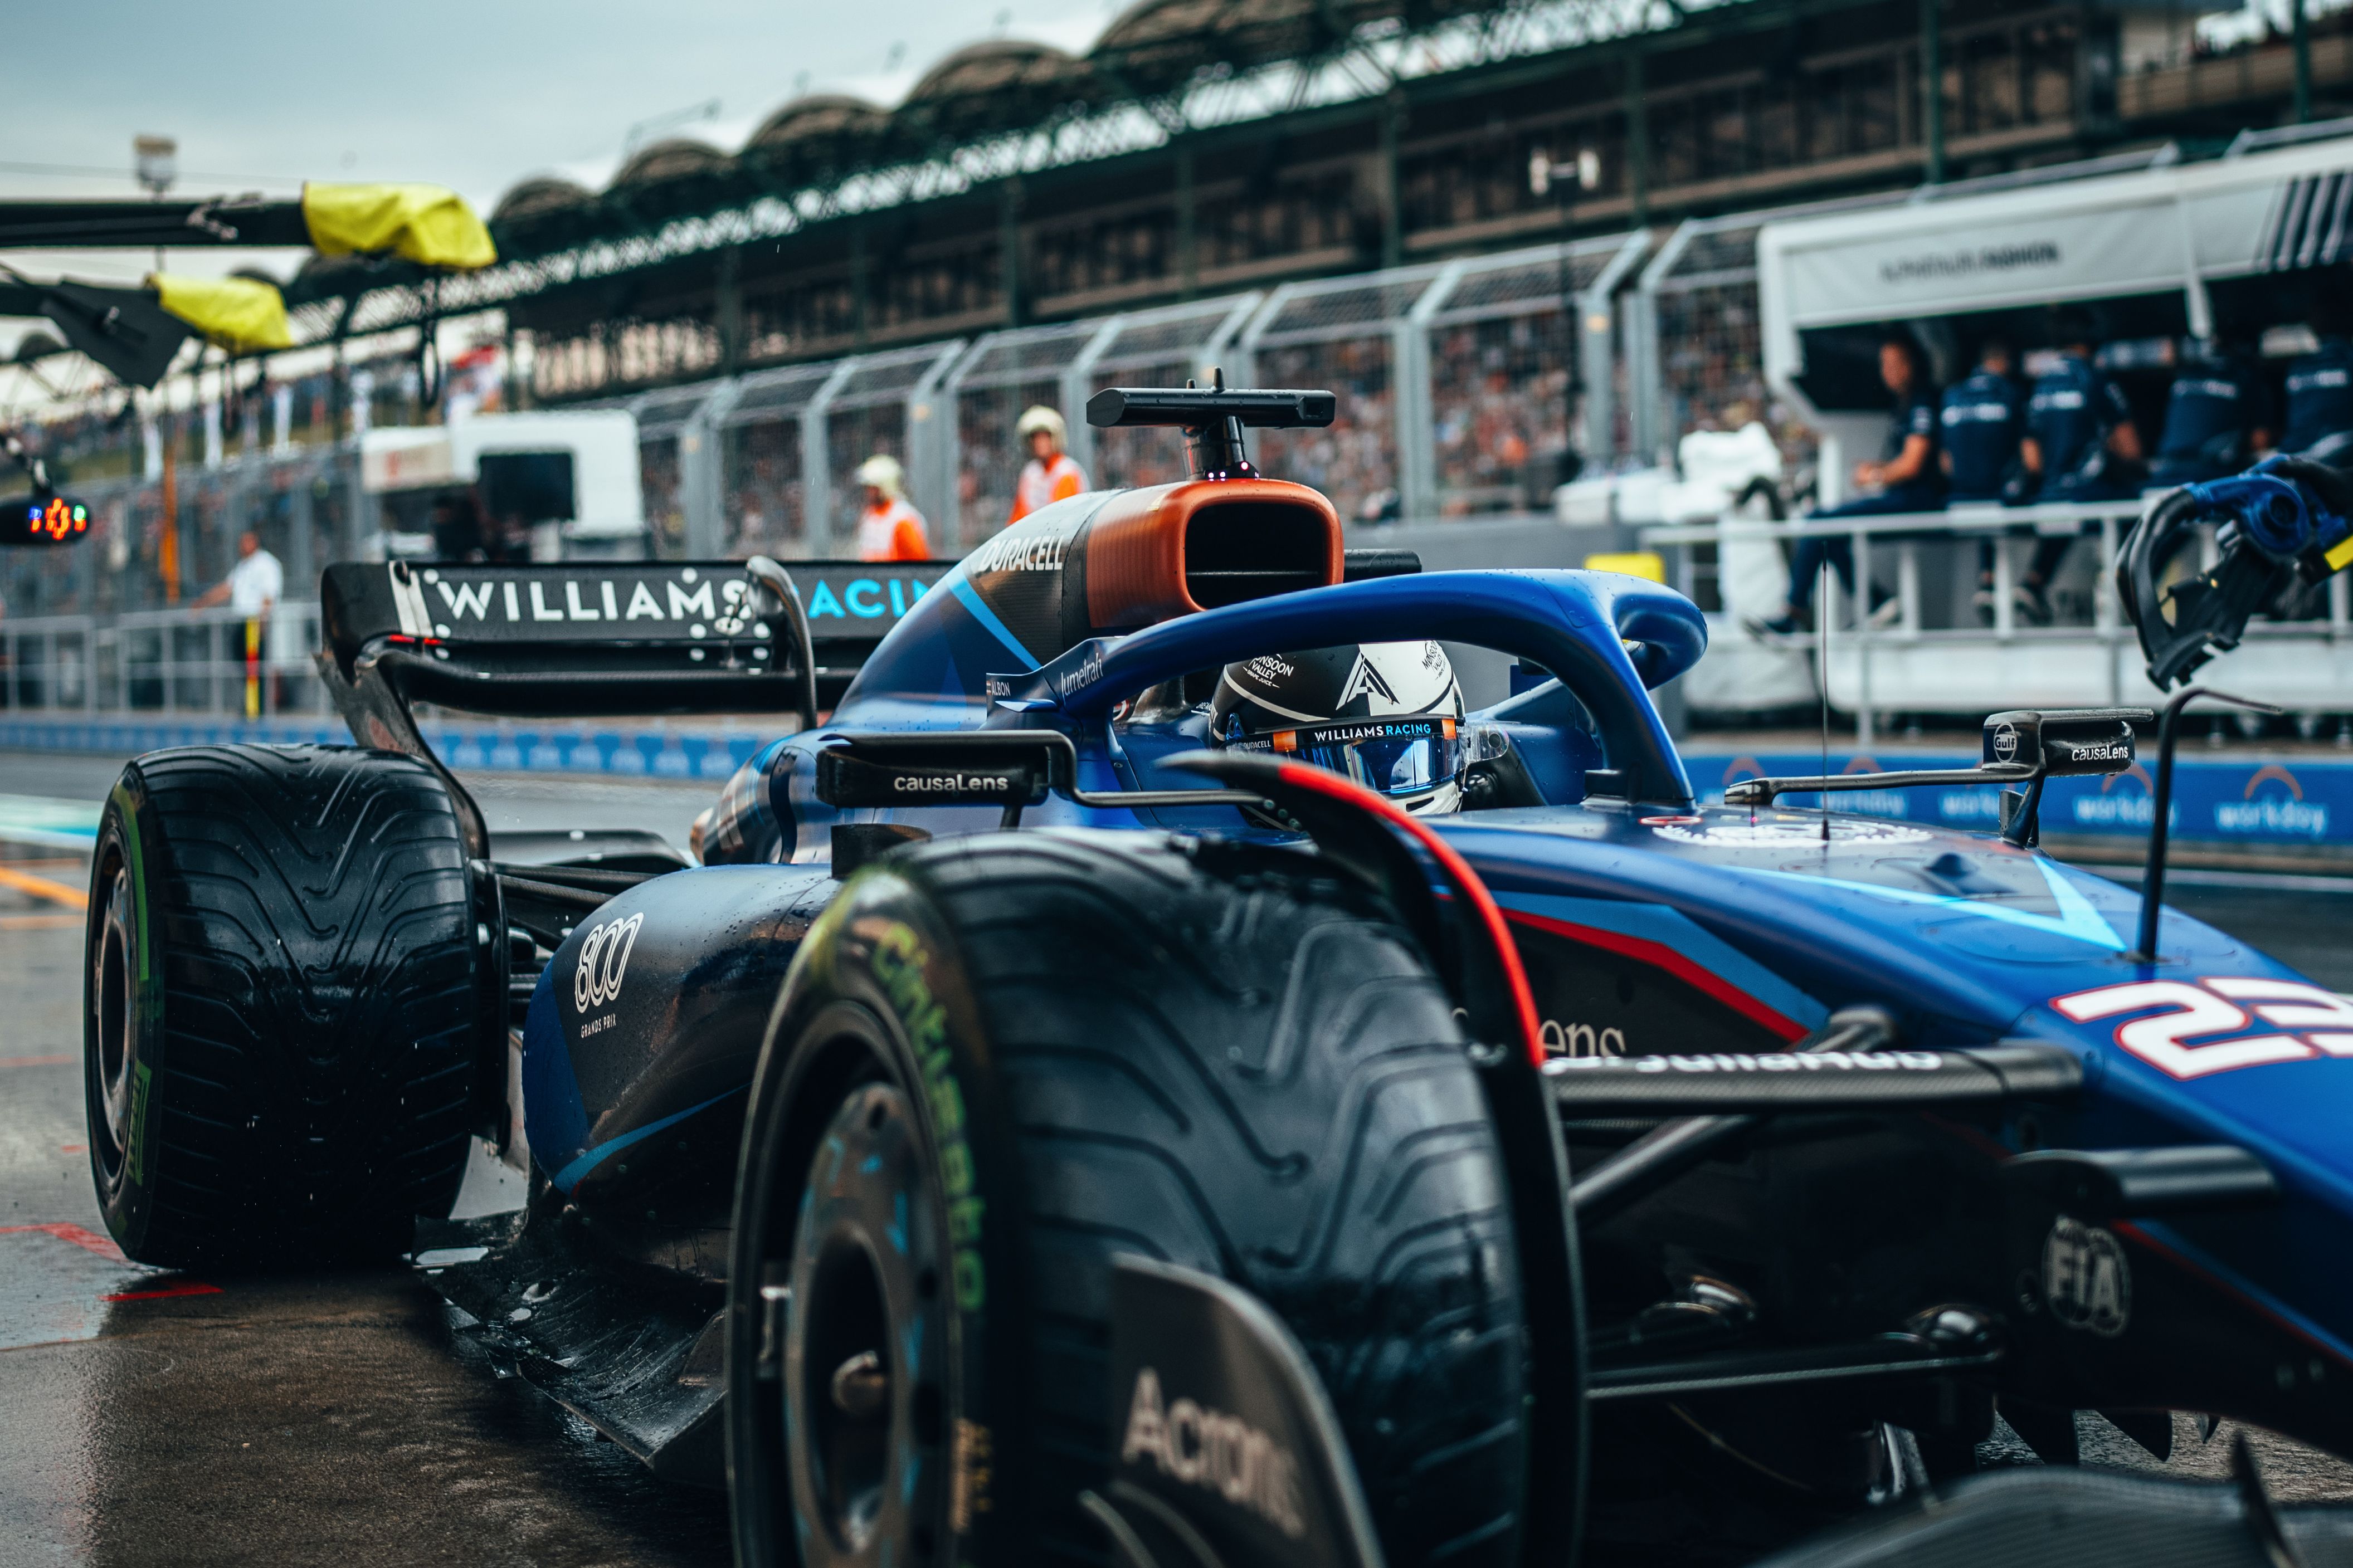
xmin=2051 ymin=976 xmax=2353 ymax=1079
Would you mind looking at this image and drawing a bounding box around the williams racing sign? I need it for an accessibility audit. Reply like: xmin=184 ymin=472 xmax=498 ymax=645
xmin=360 ymin=559 xmax=951 ymax=649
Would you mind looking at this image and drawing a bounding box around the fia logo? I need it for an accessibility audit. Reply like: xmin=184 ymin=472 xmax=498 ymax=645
xmin=574 ymin=912 xmax=645 ymax=1014
xmin=2043 ymin=1217 xmax=2130 ymax=1337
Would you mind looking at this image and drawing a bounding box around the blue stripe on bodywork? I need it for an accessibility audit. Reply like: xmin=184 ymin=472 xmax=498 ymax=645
xmin=519 ymin=965 xmax=590 ymax=1184
xmin=2130 ymin=1218 xmax=2353 ymax=1366
xmin=1493 ymin=890 xmax=1828 ymax=1031
xmin=551 ymin=1087 xmax=747 ymax=1195
xmin=948 ymin=578 xmax=1039 ymax=668
xmin=1742 ymin=856 xmax=2127 ymax=950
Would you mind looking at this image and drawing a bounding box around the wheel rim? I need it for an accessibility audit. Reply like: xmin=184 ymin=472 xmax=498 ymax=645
xmin=90 ymin=861 xmax=135 ymax=1185
xmin=783 ymin=1079 xmax=952 ymax=1566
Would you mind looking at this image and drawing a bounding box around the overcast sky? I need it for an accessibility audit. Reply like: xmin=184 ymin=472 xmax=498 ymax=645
xmin=4 ymin=0 xmax=1116 ymax=292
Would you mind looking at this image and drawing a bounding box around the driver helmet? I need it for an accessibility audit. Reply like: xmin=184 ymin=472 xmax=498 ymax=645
xmin=1210 ymin=642 xmax=1467 ymax=814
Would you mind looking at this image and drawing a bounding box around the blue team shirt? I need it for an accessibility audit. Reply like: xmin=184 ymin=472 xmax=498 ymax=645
xmin=2282 ymin=338 xmax=2353 ymax=455
xmin=2156 ymin=353 xmax=2272 ymax=468
xmin=1883 ymin=389 xmax=1938 ymax=465
xmin=2028 ymin=354 xmax=2135 ymax=496
xmin=1939 ymin=369 xmax=2023 ymax=500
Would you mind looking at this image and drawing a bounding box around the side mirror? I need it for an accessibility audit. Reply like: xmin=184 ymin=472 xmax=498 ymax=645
xmin=6 ymin=494 xmax=91 ymax=546
xmin=1727 ymin=705 xmax=2152 ymax=808
xmin=1981 ymin=707 xmax=2149 ymax=778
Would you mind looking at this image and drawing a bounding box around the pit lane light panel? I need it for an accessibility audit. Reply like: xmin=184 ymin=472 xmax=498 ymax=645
xmin=8 ymin=495 xmax=90 ymax=547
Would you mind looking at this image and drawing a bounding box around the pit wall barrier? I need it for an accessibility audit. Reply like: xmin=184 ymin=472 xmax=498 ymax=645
xmin=1685 ymin=748 xmax=2353 ymax=856
xmin=0 ymin=716 xmax=779 ymax=782
xmin=6 ymin=720 xmax=2347 ymax=854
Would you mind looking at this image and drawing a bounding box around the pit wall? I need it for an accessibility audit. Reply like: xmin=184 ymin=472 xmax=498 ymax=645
xmin=6 ymin=717 xmax=2346 ymax=861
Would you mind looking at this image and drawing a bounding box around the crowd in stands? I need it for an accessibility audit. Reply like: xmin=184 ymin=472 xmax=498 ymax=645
xmin=1253 ymin=341 xmax=1397 ymax=521
xmin=1756 ymin=296 xmax=2353 ymax=634
xmin=725 ymin=421 xmax=807 ymax=559
xmin=1430 ymin=315 xmax=1573 ymax=515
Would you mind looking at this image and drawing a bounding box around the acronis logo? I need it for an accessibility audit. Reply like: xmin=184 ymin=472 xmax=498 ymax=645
xmin=802 ymin=577 xmax=931 ymax=621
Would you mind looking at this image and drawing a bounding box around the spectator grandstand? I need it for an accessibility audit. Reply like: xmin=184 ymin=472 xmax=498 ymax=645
xmin=11 ymin=0 xmax=2353 ymax=623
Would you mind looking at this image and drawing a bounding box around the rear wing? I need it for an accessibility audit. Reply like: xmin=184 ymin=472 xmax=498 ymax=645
xmin=316 ymin=556 xmax=949 ymax=858
xmin=320 ymin=558 xmax=949 ymax=716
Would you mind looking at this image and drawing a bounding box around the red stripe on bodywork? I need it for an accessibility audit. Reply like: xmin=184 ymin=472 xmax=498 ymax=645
xmin=1502 ymin=908 xmax=1809 ymax=1043
xmin=1271 ymin=763 xmax=1545 ymax=1068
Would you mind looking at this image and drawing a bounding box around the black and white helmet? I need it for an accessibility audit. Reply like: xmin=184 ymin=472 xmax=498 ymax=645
xmin=1210 ymin=641 xmax=1467 ymax=814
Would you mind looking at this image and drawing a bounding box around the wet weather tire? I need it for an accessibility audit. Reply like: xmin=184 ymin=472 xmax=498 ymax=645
xmin=727 ymin=829 xmax=1527 ymax=1568
xmin=84 ymin=744 xmax=480 ymax=1267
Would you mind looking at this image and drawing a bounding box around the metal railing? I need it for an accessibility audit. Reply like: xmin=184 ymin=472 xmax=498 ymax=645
xmin=1 ymin=603 xmax=328 ymax=717
xmin=1642 ymin=499 xmax=2353 ymax=741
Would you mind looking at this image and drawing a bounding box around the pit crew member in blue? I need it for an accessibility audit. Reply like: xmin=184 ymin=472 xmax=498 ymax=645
xmin=1941 ymin=336 xmax=2025 ymax=504
xmin=1943 ymin=337 xmax=2034 ymax=626
xmin=2282 ymin=288 xmax=2353 ymax=465
xmin=2014 ymin=307 xmax=2145 ymax=623
xmin=1756 ymin=334 xmax=1936 ymax=636
xmin=1210 ymin=641 xmax=1467 ymax=814
xmin=2149 ymin=327 xmax=2274 ymax=488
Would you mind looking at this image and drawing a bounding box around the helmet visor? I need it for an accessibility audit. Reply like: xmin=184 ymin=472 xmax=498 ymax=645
xmin=1234 ymin=718 xmax=1463 ymax=799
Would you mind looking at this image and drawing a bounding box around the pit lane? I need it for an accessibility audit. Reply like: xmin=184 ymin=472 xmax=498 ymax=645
xmin=1 ymin=750 xmax=2347 ymax=1565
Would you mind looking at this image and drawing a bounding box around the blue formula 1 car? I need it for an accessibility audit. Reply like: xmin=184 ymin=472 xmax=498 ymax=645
xmin=80 ymin=383 xmax=2353 ymax=1568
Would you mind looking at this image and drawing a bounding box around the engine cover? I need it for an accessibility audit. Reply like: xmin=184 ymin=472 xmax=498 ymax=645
xmin=520 ymin=864 xmax=838 ymax=1204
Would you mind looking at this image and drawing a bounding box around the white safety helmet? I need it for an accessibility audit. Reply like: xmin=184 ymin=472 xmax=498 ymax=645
xmin=855 ymin=454 xmax=904 ymax=498
xmin=1015 ymin=406 xmax=1067 ymax=446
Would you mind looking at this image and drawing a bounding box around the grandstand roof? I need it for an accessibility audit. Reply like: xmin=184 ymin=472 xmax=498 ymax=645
xmin=613 ymin=138 xmax=733 ymax=188
xmin=492 ymin=176 xmax=595 ymax=225
xmin=897 ymin=41 xmax=1107 ymax=144
xmin=746 ymin=95 xmax=894 ymax=184
xmin=606 ymin=138 xmax=739 ymax=223
xmin=480 ymin=0 xmax=1667 ymax=260
xmin=1095 ymin=0 xmax=1489 ymax=94
xmin=137 ymin=0 xmax=1773 ymax=341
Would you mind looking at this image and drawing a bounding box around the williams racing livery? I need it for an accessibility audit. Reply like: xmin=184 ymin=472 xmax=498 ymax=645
xmin=81 ymin=383 xmax=2353 ymax=1568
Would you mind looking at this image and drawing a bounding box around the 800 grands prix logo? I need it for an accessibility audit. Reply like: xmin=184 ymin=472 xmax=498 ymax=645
xmin=574 ymin=912 xmax=645 ymax=1029
xmin=2051 ymin=976 xmax=2353 ymax=1079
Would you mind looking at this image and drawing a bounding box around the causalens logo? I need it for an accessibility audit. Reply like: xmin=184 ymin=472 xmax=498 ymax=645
xmin=574 ymin=912 xmax=645 ymax=1013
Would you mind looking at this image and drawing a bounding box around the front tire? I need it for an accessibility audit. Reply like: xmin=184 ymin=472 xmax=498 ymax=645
xmin=85 ymin=745 xmax=480 ymax=1266
xmin=726 ymin=829 xmax=1527 ymax=1567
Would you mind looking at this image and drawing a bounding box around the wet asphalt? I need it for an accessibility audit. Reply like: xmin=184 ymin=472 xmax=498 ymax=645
xmin=1 ymin=754 xmax=2350 ymax=1565
xmin=0 ymin=759 xmax=733 ymax=1567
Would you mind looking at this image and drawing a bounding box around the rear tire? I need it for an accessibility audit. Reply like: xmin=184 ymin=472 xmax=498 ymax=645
xmin=84 ymin=744 xmax=480 ymax=1266
xmin=727 ymin=829 xmax=1527 ymax=1568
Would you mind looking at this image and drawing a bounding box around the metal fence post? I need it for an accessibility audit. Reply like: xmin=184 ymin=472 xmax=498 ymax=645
xmin=1399 ymin=261 xmax=1464 ymax=523
xmin=1853 ymin=526 xmax=1874 ymax=745
xmin=906 ymin=340 xmax=971 ymax=538
xmin=1577 ymin=233 xmax=1653 ymax=467
xmin=1631 ymin=221 xmax=1699 ymax=466
xmin=1063 ymin=315 xmax=1128 ymax=483
xmin=682 ymin=378 xmax=744 ymax=558
xmin=1213 ymin=291 xmax=1279 ymax=389
xmin=800 ymin=358 xmax=860 ymax=553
